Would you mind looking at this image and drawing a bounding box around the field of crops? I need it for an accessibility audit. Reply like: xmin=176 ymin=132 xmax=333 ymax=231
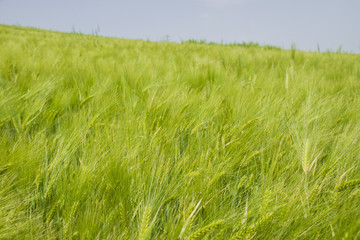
xmin=1 ymin=24 xmax=360 ymax=239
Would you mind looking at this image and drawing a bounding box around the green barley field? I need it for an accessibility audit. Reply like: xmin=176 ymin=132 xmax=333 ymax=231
xmin=1 ymin=24 xmax=360 ymax=239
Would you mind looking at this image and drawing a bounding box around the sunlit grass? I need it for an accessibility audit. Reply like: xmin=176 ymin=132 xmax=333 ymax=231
xmin=1 ymin=24 xmax=360 ymax=239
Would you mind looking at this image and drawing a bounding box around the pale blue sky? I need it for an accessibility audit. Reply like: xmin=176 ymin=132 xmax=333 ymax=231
xmin=0 ymin=0 xmax=359 ymax=53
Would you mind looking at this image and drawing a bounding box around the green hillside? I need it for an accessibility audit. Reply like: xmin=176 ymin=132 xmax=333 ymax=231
xmin=1 ymin=24 xmax=360 ymax=239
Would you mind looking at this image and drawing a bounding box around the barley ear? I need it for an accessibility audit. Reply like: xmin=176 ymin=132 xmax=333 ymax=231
xmin=46 ymin=200 xmax=61 ymax=223
xmin=186 ymin=220 xmax=224 ymax=240
xmin=139 ymin=206 xmax=152 ymax=240
xmin=336 ymin=179 xmax=360 ymax=192
xmin=302 ymin=139 xmax=310 ymax=174
xmin=179 ymin=200 xmax=202 ymax=239
xmin=64 ymin=201 xmax=79 ymax=236
xmin=119 ymin=203 xmax=127 ymax=230
xmin=120 ymin=206 xmax=129 ymax=239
